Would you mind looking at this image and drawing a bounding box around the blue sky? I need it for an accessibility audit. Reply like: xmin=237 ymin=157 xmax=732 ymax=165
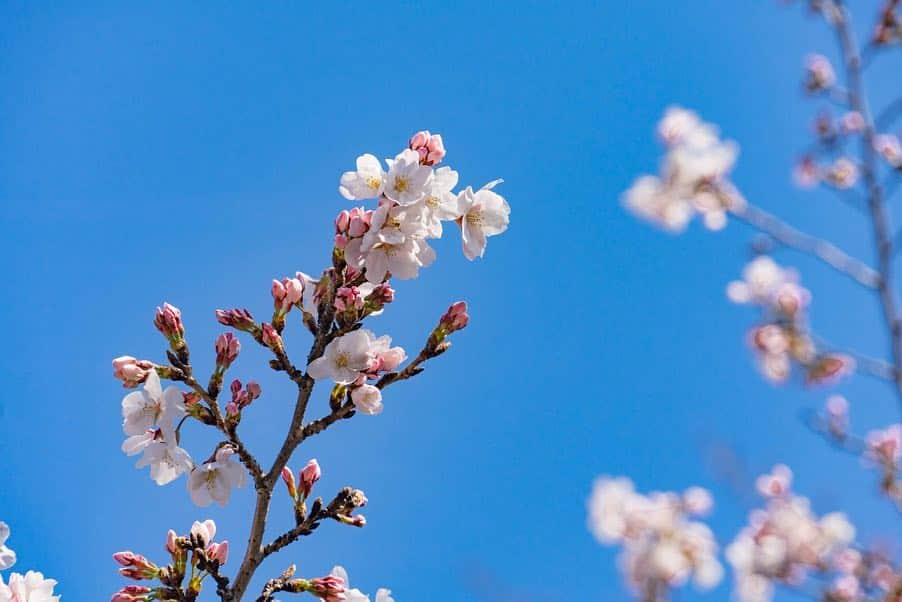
xmin=1 ymin=2 xmax=900 ymax=600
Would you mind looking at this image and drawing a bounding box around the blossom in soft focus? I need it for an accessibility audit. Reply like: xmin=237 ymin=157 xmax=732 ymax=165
xmin=624 ymin=106 xmax=743 ymax=232
xmin=823 ymin=157 xmax=859 ymax=189
xmin=120 ymin=370 xmax=185 ymax=437
xmin=727 ymin=466 xmax=856 ymax=602
xmin=0 ymin=571 xmax=60 ymax=602
xmin=874 ymin=133 xmax=902 ymax=169
xmin=866 ymin=424 xmax=902 ymax=468
xmin=726 ymin=256 xmax=795 ymax=307
xmin=456 ymin=180 xmax=511 ymax=260
xmin=586 ymin=477 xmax=723 ymax=594
xmin=0 ymin=522 xmax=15 ymax=571
xmin=187 ymin=446 xmax=247 ymax=507
xmin=804 ymin=53 xmax=835 ymax=92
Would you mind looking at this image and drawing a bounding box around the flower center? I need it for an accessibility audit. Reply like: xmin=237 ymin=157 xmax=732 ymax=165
xmin=425 ymin=196 xmax=440 ymax=208
xmin=365 ymin=176 xmax=382 ymax=190
xmin=394 ymin=176 xmax=409 ymax=193
xmin=335 ymin=351 xmax=351 ymax=369
xmin=466 ymin=210 xmax=484 ymax=226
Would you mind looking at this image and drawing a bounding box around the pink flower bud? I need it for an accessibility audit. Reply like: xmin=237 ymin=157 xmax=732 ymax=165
xmin=215 ymin=332 xmax=241 ymax=369
xmin=874 ymin=133 xmax=902 ymax=168
xmin=369 ymin=283 xmax=395 ymax=305
xmin=262 ymin=323 xmax=284 ymax=352
xmin=246 ymin=381 xmax=261 ymax=400
xmin=409 ymin=130 xmax=446 ymax=165
xmin=153 ymin=302 xmax=185 ymax=342
xmin=867 ymin=424 xmax=902 ymax=466
xmin=308 ymin=575 xmax=346 ymax=601
xmin=113 ymin=552 xmax=159 ymax=580
xmin=334 ymin=286 xmax=364 ymax=312
xmin=335 ymin=210 xmax=351 ymax=233
xmin=112 ymin=356 xmax=154 ymax=388
xmin=379 ymin=347 xmax=406 ymax=371
xmin=793 ymin=156 xmax=819 ymax=188
xmin=440 ymin=301 xmax=469 ymax=331
xmin=299 ymin=458 xmax=321 ymax=499
xmin=111 ymin=585 xmax=153 ymax=602
xmin=226 ymin=402 xmax=239 ymax=416
xmin=334 ymin=233 xmax=348 ymax=249
xmin=272 ymin=279 xmax=287 ymax=307
xmin=284 ymin=278 xmax=304 ymax=306
xmin=282 ymin=466 xmax=298 ymax=499
xmin=207 ymin=540 xmax=229 ymax=565
xmin=348 ymin=211 xmax=369 ymax=237
xmin=756 ymin=464 xmax=793 ymax=498
xmin=166 ymin=529 xmax=178 ymax=554
xmin=230 ymin=379 xmax=243 ymax=397
xmin=216 ymin=308 xmax=258 ymax=333
xmin=840 ymin=111 xmax=864 ymax=133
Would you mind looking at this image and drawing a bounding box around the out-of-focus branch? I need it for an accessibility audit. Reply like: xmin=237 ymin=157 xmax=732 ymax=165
xmin=833 ymin=2 xmax=902 ymax=415
xmin=730 ymin=203 xmax=880 ymax=288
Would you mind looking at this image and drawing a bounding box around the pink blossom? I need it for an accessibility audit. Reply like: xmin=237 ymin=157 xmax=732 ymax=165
xmin=300 ymin=459 xmax=321 ymax=499
xmin=153 ymin=302 xmax=184 ymax=341
xmin=262 ymin=323 xmax=284 ymax=352
xmin=215 ymin=332 xmax=240 ymax=369
xmin=756 ymin=464 xmax=793 ymax=498
xmin=282 ymin=466 xmax=298 ymax=499
xmin=866 ymin=424 xmax=902 ymax=467
xmin=207 ymin=540 xmax=228 ymax=565
xmin=308 ymin=574 xmax=346 ymax=601
xmin=409 ymin=130 xmax=446 ymax=165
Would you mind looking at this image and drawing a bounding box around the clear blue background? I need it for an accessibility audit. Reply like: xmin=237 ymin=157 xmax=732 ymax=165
xmin=1 ymin=2 xmax=900 ymax=600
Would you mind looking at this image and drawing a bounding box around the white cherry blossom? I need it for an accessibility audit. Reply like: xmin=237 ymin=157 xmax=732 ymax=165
xmin=307 ymin=329 xmax=379 ymax=384
xmin=456 ymin=180 xmax=510 ymax=261
xmin=329 ymin=566 xmax=394 ymax=602
xmin=125 ymin=430 xmax=193 ymax=486
xmin=340 ymin=154 xmax=385 ymax=200
xmin=0 ymin=523 xmax=14 ymax=571
xmin=0 ymin=571 xmax=60 ymax=602
xmin=412 ymin=166 xmax=460 ymax=237
xmin=121 ymin=370 xmax=185 ymax=436
xmin=187 ymin=446 xmax=247 ymax=507
xmin=383 ymin=149 xmax=432 ymax=206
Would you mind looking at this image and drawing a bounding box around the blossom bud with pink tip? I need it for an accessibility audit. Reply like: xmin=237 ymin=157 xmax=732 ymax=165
xmin=284 ymin=278 xmax=304 ymax=306
xmin=282 ymin=466 xmax=298 ymax=500
xmin=154 ymin=302 xmax=185 ymax=345
xmin=348 ymin=208 xmax=372 ymax=237
xmin=334 ymin=286 xmax=364 ymax=312
xmin=334 ymin=233 xmax=348 ymax=249
xmin=216 ymin=308 xmax=258 ymax=334
xmin=335 ymin=210 xmax=351 ymax=234
xmin=300 ymin=459 xmax=321 ymax=500
xmin=867 ymin=424 xmax=902 ymax=467
xmin=166 ymin=529 xmax=178 ymax=555
xmin=440 ymin=301 xmax=469 ymax=331
xmin=111 ymin=585 xmax=153 ymax=601
xmin=215 ymin=332 xmax=240 ymax=370
xmin=409 ymin=130 xmax=446 ymax=165
xmin=246 ymin=381 xmax=261 ymax=400
xmin=112 ymin=356 xmax=155 ymax=388
xmin=113 ymin=552 xmax=159 ymax=580
xmin=307 ymin=575 xmax=346 ymax=601
xmin=756 ymin=464 xmax=793 ymax=498
xmin=371 ymin=283 xmax=395 ymax=304
xmin=189 ymin=519 xmax=217 ymax=548
xmin=379 ymin=347 xmax=406 ymax=371
xmin=262 ymin=323 xmax=284 ymax=353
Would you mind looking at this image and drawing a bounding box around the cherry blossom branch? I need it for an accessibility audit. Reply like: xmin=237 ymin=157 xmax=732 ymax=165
xmin=832 ymin=1 xmax=902 ymax=413
xmin=811 ymin=334 xmax=898 ymax=381
xmin=730 ymin=203 xmax=880 ymax=288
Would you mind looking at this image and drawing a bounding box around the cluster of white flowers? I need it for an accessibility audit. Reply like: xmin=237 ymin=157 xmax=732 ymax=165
xmin=0 ymin=522 xmax=60 ymax=602
xmin=623 ymin=106 xmax=744 ymax=232
xmin=120 ymin=371 xmax=245 ymax=507
xmin=727 ymin=256 xmax=853 ymax=385
xmin=330 ymin=566 xmax=394 ymax=602
xmin=586 ymin=477 xmax=723 ymax=595
xmin=726 ymin=465 xmax=857 ymax=602
xmin=338 ymin=131 xmax=510 ymax=281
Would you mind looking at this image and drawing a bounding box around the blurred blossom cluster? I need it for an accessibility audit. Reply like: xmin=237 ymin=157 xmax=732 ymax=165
xmin=727 ymin=256 xmax=853 ymax=385
xmin=586 ymin=477 xmax=723 ymax=595
xmin=727 ymin=465 xmax=857 ymax=602
xmin=622 ymin=106 xmax=744 ymax=232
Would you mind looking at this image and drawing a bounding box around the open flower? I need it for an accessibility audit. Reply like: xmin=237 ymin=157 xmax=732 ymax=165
xmin=413 ymin=166 xmax=460 ymax=237
xmin=329 ymin=566 xmax=394 ymax=602
xmin=456 ymin=180 xmax=511 ymax=260
xmin=307 ymin=329 xmax=379 ymax=384
xmin=340 ymin=154 xmax=385 ymax=200
xmin=383 ymin=149 xmax=433 ymax=206
xmin=0 ymin=571 xmax=60 ymax=602
xmin=121 ymin=370 xmax=185 ymax=437
xmin=187 ymin=446 xmax=247 ymax=507
xmin=124 ymin=429 xmax=193 ymax=486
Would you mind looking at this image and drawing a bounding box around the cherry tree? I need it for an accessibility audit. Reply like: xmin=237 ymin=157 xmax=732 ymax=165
xmin=0 ymin=131 xmax=510 ymax=601
xmin=588 ymin=2 xmax=902 ymax=601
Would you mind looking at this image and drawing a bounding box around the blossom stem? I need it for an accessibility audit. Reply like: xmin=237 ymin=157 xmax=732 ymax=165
xmin=730 ymin=203 xmax=879 ymax=288
xmin=833 ymin=1 xmax=902 ymax=416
